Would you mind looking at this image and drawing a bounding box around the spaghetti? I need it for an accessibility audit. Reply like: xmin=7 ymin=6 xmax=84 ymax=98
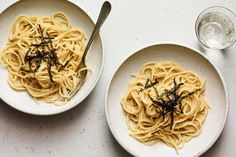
xmin=121 ymin=61 xmax=209 ymax=152
xmin=0 ymin=12 xmax=87 ymax=104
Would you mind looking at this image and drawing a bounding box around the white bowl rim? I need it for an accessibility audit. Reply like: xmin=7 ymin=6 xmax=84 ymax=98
xmin=104 ymin=42 xmax=229 ymax=157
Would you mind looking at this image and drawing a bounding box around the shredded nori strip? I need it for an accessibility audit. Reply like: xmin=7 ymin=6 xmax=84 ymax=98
xmin=21 ymin=24 xmax=71 ymax=82
xmin=141 ymin=78 xmax=199 ymax=129
xmin=139 ymin=79 xmax=159 ymax=92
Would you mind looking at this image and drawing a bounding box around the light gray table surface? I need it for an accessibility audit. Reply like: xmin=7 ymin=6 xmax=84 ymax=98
xmin=0 ymin=0 xmax=235 ymax=156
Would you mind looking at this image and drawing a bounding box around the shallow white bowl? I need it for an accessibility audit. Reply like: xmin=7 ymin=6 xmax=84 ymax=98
xmin=0 ymin=0 xmax=104 ymax=115
xmin=105 ymin=43 xmax=228 ymax=157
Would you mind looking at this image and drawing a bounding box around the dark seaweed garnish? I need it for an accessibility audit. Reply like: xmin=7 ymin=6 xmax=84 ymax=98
xmin=143 ymin=78 xmax=199 ymax=129
xmin=139 ymin=79 xmax=159 ymax=92
xmin=21 ymin=25 xmax=71 ymax=82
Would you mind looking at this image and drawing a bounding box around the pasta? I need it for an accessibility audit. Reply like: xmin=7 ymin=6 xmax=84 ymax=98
xmin=121 ymin=61 xmax=209 ymax=152
xmin=0 ymin=12 xmax=87 ymax=104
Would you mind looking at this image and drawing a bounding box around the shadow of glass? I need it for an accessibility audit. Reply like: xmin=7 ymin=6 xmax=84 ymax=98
xmin=196 ymin=42 xmax=228 ymax=69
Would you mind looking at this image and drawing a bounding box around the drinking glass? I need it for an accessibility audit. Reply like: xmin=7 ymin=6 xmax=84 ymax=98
xmin=195 ymin=6 xmax=236 ymax=49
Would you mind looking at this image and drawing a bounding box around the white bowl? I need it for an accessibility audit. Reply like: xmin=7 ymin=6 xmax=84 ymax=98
xmin=0 ymin=0 xmax=104 ymax=115
xmin=105 ymin=43 xmax=228 ymax=157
